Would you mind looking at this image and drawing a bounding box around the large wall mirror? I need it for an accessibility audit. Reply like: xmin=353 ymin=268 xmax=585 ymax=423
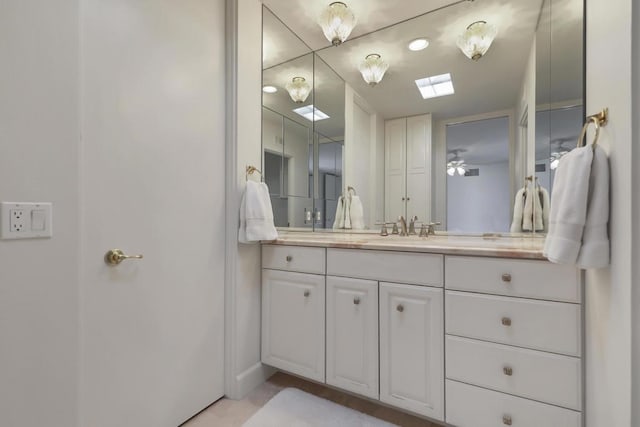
xmin=262 ymin=0 xmax=584 ymax=234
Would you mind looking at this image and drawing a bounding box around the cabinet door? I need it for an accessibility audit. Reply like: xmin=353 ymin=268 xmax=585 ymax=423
xmin=385 ymin=118 xmax=406 ymax=221
xmin=326 ymin=277 xmax=378 ymax=399
xmin=406 ymin=114 xmax=431 ymax=220
xmin=261 ymin=269 xmax=325 ymax=382
xmin=380 ymin=282 xmax=444 ymax=420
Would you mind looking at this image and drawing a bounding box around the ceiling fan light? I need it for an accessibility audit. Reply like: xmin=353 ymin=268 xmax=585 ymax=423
xmin=457 ymin=167 xmax=466 ymax=175
xmin=318 ymin=2 xmax=356 ymax=46
xmin=358 ymin=54 xmax=389 ymax=86
xmin=447 ymin=167 xmax=456 ymax=176
xmin=457 ymin=21 xmax=497 ymax=61
xmin=285 ymin=77 xmax=311 ymax=103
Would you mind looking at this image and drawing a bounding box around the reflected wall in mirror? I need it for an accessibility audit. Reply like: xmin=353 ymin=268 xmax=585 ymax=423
xmin=262 ymin=0 xmax=584 ymax=234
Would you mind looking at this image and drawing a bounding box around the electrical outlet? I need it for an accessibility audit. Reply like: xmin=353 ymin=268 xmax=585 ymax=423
xmin=1 ymin=202 xmax=53 ymax=239
xmin=10 ymin=209 xmax=26 ymax=232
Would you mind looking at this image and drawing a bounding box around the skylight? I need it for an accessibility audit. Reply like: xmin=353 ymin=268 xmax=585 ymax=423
xmin=415 ymin=73 xmax=455 ymax=99
xmin=292 ymin=105 xmax=330 ymax=122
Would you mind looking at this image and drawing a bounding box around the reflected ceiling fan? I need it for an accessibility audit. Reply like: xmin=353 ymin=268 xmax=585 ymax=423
xmin=549 ymin=138 xmax=576 ymax=170
xmin=447 ymin=149 xmax=468 ymax=176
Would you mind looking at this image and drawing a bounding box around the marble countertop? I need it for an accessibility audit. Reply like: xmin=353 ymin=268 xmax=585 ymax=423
xmin=265 ymin=231 xmax=547 ymax=260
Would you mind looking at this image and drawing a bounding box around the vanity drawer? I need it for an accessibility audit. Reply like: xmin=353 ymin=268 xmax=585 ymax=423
xmin=446 ymin=291 xmax=581 ymax=356
xmin=446 ymin=379 xmax=581 ymax=427
xmin=262 ymin=245 xmax=325 ymax=275
xmin=445 ymin=256 xmax=580 ymax=303
xmin=327 ymin=248 xmax=443 ymax=287
xmin=446 ymin=336 xmax=581 ymax=410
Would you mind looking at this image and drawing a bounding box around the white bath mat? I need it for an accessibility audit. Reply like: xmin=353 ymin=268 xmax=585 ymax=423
xmin=242 ymin=388 xmax=398 ymax=427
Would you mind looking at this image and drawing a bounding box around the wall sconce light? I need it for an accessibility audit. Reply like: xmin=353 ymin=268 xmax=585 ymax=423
xmin=285 ymin=77 xmax=311 ymax=103
xmin=358 ymin=54 xmax=389 ymax=86
xmin=318 ymin=2 xmax=356 ymax=46
xmin=456 ymin=21 xmax=497 ymax=61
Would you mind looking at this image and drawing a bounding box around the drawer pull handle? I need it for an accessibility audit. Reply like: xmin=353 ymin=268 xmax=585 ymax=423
xmin=286 ymin=255 xmax=293 ymax=262
xmin=503 ymin=366 xmax=513 ymax=376
xmin=304 ymin=290 xmax=310 ymax=297
xmin=501 ymin=317 xmax=512 ymax=326
xmin=354 ymin=297 xmax=360 ymax=305
xmin=502 ymin=273 xmax=512 ymax=282
xmin=503 ymin=415 xmax=513 ymax=425
xmin=396 ymin=304 xmax=404 ymax=312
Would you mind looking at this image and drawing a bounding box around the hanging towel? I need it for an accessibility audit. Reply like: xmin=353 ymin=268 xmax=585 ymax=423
xmin=576 ymin=145 xmax=610 ymax=268
xmin=333 ymin=196 xmax=345 ymax=229
xmin=539 ymin=186 xmax=551 ymax=232
xmin=522 ymin=185 xmax=535 ymax=231
xmin=543 ymin=146 xmax=594 ymax=264
xmin=238 ymin=180 xmax=278 ymax=243
xmin=510 ymin=187 xmax=526 ymax=232
xmin=349 ymin=195 xmax=365 ymax=230
xmin=343 ymin=194 xmax=352 ymax=229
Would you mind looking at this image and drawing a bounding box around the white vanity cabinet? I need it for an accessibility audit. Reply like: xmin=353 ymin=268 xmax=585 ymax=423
xmin=379 ymin=282 xmax=444 ymax=420
xmin=444 ymin=255 xmax=583 ymax=426
xmin=261 ymin=263 xmax=326 ymax=382
xmin=326 ymin=276 xmax=378 ymax=399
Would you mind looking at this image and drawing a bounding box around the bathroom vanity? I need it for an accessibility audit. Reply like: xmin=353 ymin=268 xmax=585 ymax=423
xmin=260 ymin=232 xmax=583 ymax=427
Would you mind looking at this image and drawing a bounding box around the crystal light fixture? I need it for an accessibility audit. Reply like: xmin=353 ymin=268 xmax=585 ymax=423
xmin=285 ymin=77 xmax=311 ymax=103
xmin=456 ymin=21 xmax=497 ymax=61
xmin=358 ymin=54 xmax=389 ymax=86
xmin=318 ymin=2 xmax=356 ymax=46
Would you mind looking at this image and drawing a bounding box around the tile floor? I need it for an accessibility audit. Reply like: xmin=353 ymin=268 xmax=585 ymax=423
xmin=182 ymin=372 xmax=437 ymax=427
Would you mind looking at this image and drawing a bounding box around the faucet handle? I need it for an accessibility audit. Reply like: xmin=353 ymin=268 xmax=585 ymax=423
xmin=418 ymin=222 xmax=429 ymax=237
xmin=375 ymin=222 xmax=394 ymax=236
xmin=427 ymin=221 xmax=442 ymax=235
xmin=408 ymin=216 xmax=419 ymax=235
xmin=391 ymin=222 xmax=399 ymax=234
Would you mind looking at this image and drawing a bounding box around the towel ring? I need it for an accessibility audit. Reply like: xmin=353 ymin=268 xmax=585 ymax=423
xmin=577 ymin=108 xmax=608 ymax=148
xmin=347 ymin=186 xmax=356 ymax=196
xmin=246 ymin=165 xmax=262 ymax=181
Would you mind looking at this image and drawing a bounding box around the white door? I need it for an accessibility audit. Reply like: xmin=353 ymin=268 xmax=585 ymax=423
xmin=380 ymin=282 xmax=444 ymax=420
xmin=79 ymin=2 xmax=226 ymax=426
xmin=406 ymin=114 xmax=432 ymax=221
xmin=262 ymin=269 xmax=326 ymax=382
xmin=326 ymin=276 xmax=379 ymax=399
xmin=385 ymin=118 xmax=407 ymax=221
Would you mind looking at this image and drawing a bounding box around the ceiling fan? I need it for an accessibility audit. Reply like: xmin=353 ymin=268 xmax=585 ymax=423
xmin=447 ymin=149 xmax=468 ymax=176
xmin=549 ymin=138 xmax=575 ymax=170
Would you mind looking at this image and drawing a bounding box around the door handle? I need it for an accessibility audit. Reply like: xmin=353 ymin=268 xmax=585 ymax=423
xmin=104 ymin=249 xmax=144 ymax=266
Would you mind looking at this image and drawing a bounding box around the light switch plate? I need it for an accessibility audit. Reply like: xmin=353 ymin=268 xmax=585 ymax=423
xmin=1 ymin=202 xmax=53 ymax=239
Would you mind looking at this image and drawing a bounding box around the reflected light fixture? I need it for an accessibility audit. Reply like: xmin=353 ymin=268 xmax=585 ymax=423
xmin=447 ymin=150 xmax=468 ymax=176
xmin=285 ymin=77 xmax=311 ymax=103
xmin=358 ymin=54 xmax=389 ymax=86
xmin=550 ymin=150 xmax=570 ymax=170
xmin=293 ymin=105 xmax=330 ymax=122
xmin=408 ymin=38 xmax=430 ymax=51
xmin=318 ymin=2 xmax=356 ymax=46
xmin=456 ymin=20 xmax=497 ymax=61
xmin=415 ymin=73 xmax=455 ymax=99
xmin=262 ymin=85 xmax=278 ymax=93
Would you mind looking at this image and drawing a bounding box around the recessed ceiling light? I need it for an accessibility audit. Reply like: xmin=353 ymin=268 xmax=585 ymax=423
xmin=408 ymin=38 xmax=429 ymax=51
xmin=293 ymin=105 xmax=330 ymax=122
xmin=415 ymin=73 xmax=455 ymax=99
xmin=262 ymin=85 xmax=278 ymax=93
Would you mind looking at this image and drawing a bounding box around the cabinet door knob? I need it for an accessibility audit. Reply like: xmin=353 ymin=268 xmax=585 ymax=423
xmin=286 ymin=255 xmax=293 ymax=262
xmin=401 ymin=197 xmax=406 ymax=201
xmin=353 ymin=297 xmax=360 ymax=305
xmin=503 ymin=415 xmax=513 ymax=425
xmin=304 ymin=290 xmax=310 ymax=297
xmin=406 ymin=197 xmax=410 ymax=201
xmin=503 ymin=366 xmax=513 ymax=376
xmin=502 ymin=273 xmax=512 ymax=283
xmin=501 ymin=317 xmax=512 ymax=326
xmin=396 ymin=304 xmax=404 ymax=312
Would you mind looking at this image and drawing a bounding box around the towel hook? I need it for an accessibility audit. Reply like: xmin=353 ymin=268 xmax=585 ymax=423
xmin=577 ymin=108 xmax=608 ymax=148
xmin=347 ymin=186 xmax=356 ymax=196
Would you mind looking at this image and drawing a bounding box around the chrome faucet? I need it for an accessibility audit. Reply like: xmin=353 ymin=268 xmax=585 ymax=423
xmin=398 ymin=216 xmax=408 ymax=236
xmin=408 ymin=216 xmax=418 ymax=235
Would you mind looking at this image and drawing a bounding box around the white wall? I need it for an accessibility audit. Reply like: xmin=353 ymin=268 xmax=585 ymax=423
xmin=516 ymin=37 xmax=536 ymax=190
xmin=225 ymin=0 xmax=275 ymax=399
xmin=585 ymin=0 xmax=634 ymax=426
xmin=633 ymin=0 xmax=640 ymax=422
xmin=0 ymin=2 xmax=80 ymax=426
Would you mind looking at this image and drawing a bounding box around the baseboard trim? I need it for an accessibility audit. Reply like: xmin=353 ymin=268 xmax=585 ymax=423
xmin=227 ymin=363 xmax=276 ymax=399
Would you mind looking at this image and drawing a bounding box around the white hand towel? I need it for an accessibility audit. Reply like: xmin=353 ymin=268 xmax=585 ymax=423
xmin=539 ymin=186 xmax=551 ymax=232
xmin=343 ymin=195 xmax=352 ymax=229
xmin=576 ymin=145 xmax=610 ymax=268
xmin=510 ymin=187 xmax=526 ymax=232
xmin=533 ymin=186 xmax=544 ymax=231
xmin=522 ymin=186 xmax=534 ymax=231
xmin=333 ymin=196 xmax=345 ymax=229
xmin=543 ymin=146 xmax=593 ymax=264
xmin=239 ymin=180 xmax=278 ymax=243
xmin=349 ymin=195 xmax=365 ymax=230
